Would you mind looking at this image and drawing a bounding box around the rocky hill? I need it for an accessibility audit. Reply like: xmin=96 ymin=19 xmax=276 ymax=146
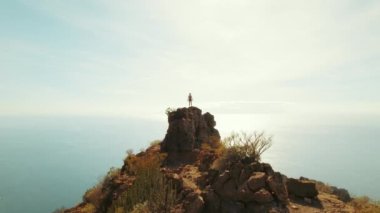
xmin=62 ymin=107 xmax=380 ymax=213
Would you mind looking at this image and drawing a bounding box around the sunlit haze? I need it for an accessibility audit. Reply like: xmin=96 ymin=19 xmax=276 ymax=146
xmin=1 ymin=1 xmax=379 ymax=122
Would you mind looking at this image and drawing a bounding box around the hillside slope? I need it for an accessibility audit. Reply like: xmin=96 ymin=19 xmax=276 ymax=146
xmin=63 ymin=107 xmax=380 ymax=213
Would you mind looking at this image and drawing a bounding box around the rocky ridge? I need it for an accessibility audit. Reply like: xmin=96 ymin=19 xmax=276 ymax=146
xmin=64 ymin=107 xmax=377 ymax=213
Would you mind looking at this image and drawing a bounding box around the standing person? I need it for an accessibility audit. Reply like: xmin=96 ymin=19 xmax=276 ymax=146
xmin=188 ymin=93 xmax=193 ymax=107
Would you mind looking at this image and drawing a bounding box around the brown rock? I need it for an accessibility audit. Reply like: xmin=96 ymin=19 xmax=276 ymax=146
xmin=267 ymin=172 xmax=288 ymax=204
xmin=185 ymin=195 xmax=204 ymax=213
xmin=161 ymin=107 xmax=220 ymax=153
xmin=249 ymin=162 xmax=264 ymax=172
xmin=262 ymin=163 xmax=274 ymax=176
xmin=216 ymin=179 xmax=238 ymax=200
xmin=202 ymin=190 xmax=220 ymax=212
xmin=269 ymin=207 xmax=288 ymax=213
xmin=287 ymin=178 xmax=318 ymax=198
xmin=220 ymin=201 xmax=245 ymax=213
xmin=247 ymin=172 xmax=266 ymax=192
xmin=247 ymin=202 xmax=271 ymax=213
xmin=230 ymin=163 xmax=243 ymax=181
xmin=212 ymin=171 xmax=230 ymax=190
xmin=331 ymin=187 xmax=351 ymax=202
xmin=237 ymin=182 xmax=256 ymax=202
xmin=252 ymin=188 xmax=274 ymax=203
xmin=238 ymin=168 xmax=251 ymax=184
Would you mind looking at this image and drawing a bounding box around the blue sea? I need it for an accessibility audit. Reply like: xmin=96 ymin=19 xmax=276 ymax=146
xmin=0 ymin=113 xmax=379 ymax=213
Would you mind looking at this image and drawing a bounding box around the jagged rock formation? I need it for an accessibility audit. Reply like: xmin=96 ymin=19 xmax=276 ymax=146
xmin=63 ymin=106 xmax=370 ymax=213
xmin=161 ymin=107 xmax=220 ymax=152
xmin=159 ymin=107 xmax=290 ymax=212
xmin=161 ymin=107 xmax=220 ymax=165
xmin=196 ymin=162 xmax=288 ymax=212
xmin=286 ymin=178 xmax=318 ymax=198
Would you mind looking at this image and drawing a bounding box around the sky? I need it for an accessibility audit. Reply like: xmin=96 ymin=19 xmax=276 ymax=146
xmin=1 ymin=0 xmax=379 ymax=119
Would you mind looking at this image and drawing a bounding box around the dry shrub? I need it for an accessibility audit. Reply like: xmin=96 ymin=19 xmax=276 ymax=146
xmin=212 ymin=131 xmax=272 ymax=170
xmin=51 ymin=207 xmax=66 ymax=213
xmin=130 ymin=202 xmax=150 ymax=213
xmin=108 ymin=152 xmax=177 ymax=212
xmin=315 ymin=181 xmax=333 ymax=194
xmin=150 ymin=139 xmax=161 ymax=146
xmin=200 ymin=136 xmax=225 ymax=156
xmin=82 ymin=167 xmax=120 ymax=209
xmin=72 ymin=203 xmax=96 ymax=213
xmin=123 ymin=150 xmax=166 ymax=175
xmin=83 ymin=183 xmax=103 ymax=208
xmin=350 ymin=196 xmax=380 ymax=213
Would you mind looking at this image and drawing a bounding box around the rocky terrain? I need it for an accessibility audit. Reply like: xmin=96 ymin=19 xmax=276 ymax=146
xmin=62 ymin=107 xmax=380 ymax=213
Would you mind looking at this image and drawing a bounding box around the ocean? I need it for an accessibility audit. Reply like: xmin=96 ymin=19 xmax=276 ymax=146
xmin=0 ymin=113 xmax=379 ymax=213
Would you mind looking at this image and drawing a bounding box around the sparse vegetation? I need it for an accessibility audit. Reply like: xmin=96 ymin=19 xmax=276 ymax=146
xmin=200 ymin=135 xmax=224 ymax=154
xmin=82 ymin=179 xmax=104 ymax=209
xmin=82 ymin=167 xmax=120 ymax=210
xmin=165 ymin=107 xmax=176 ymax=116
xmin=212 ymin=131 xmax=272 ymax=170
xmin=108 ymin=151 xmax=177 ymax=212
xmin=223 ymin=131 xmax=272 ymax=161
xmin=130 ymin=202 xmax=150 ymax=213
xmin=350 ymin=196 xmax=380 ymax=213
xmin=51 ymin=207 xmax=66 ymax=213
xmin=150 ymin=139 xmax=161 ymax=146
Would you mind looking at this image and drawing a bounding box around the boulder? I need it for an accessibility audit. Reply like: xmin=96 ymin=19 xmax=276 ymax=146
xmin=216 ymin=179 xmax=238 ymax=200
xmin=161 ymin=107 xmax=220 ymax=152
xmin=184 ymin=195 xmax=204 ymax=213
xmin=267 ymin=172 xmax=288 ymax=204
xmin=252 ymin=189 xmax=274 ymax=203
xmin=331 ymin=187 xmax=351 ymax=202
xmin=230 ymin=163 xmax=244 ymax=182
xmin=262 ymin=163 xmax=274 ymax=176
xmin=160 ymin=107 xmax=221 ymax=165
xmin=220 ymin=201 xmax=245 ymax=213
xmin=202 ymin=189 xmax=221 ymax=212
xmin=249 ymin=162 xmax=264 ymax=172
xmin=287 ymin=178 xmax=318 ymax=198
xmin=237 ymin=182 xmax=256 ymax=202
xmin=212 ymin=171 xmax=230 ymax=190
xmin=247 ymin=202 xmax=272 ymax=213
xmin=247 ymin=172 xmax=266 ymax=192
xmin=238 ymin=168 xmax=251 ymax=184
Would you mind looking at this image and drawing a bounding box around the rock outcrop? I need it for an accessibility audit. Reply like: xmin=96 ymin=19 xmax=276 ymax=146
xmin=331 ymin=186 xmax=351 ymax=202
xmin=287 ymin=178 xmax=318 ymax=198
xmin=201 ymin=162 xmax=289 ymax=212
xmin=63 ymin=106 xmax=371 ymax=213
xmin=161 ymin=107 xmax=220 ymax=165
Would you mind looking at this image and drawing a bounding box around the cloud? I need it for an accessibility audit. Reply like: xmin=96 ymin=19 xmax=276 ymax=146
xmin=1 ymin=0 xmax=379 ymax=116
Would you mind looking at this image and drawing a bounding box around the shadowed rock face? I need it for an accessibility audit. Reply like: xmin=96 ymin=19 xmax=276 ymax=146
xmin=161 ymin=107 xmax=220 ymax=153
xmin=287 ymin=178 xmax=318 ymax=198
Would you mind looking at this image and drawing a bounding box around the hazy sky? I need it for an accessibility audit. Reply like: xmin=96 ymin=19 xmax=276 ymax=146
xmin=1 ymin=0 xmax=379 ymax=118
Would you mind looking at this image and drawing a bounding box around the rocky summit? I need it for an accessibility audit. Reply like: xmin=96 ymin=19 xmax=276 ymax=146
xmin=62 ymin=107 xmax=379 ymax=213
xmin=161 ymin=107 xmax=220 ymax=165
xmin=161 ymin=107 xmax=220 ymax=152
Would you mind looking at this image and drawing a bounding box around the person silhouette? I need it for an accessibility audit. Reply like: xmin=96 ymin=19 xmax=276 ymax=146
xmin=188 ymin=93 xmax=193 ymax=107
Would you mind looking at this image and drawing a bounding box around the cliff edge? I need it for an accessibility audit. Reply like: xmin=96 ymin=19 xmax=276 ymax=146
xmin=62 ymin=107 xmax=380 ymax=213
